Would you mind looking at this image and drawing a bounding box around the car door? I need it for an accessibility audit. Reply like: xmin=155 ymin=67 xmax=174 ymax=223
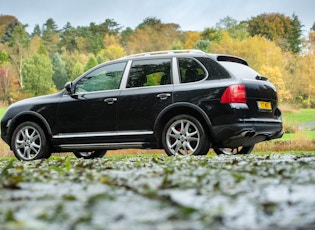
xmin=117 ymin=58 xmax=173 ymax=132
xmin=56 ymin=61 xmax=127 ymax=135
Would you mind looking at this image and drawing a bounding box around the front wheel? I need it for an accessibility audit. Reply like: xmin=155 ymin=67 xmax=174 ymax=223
xmin=162 ymin=115 xmax=210 ymax=156
xmin=213 ymin=145 xmax=254 ymax=155
xmin=73 ymin=150 xmax=107 ymax=159
xmin=11 ymin=121 xmax=51 ymax=161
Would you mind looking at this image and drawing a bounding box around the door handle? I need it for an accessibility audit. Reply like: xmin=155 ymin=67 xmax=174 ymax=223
xmin=104 ymin=98 xmax=117 ymax=104
xmin=157 ymin=93 xmax=171 ymax=100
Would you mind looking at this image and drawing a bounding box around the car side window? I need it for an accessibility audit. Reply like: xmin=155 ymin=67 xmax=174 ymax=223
xmin=126 ymin=59 xmax=172 ymax=88
xmin=178 ymin=58 xmax=206 ymax=83
xmin=75 ymin=62 xmax=126 ymax=93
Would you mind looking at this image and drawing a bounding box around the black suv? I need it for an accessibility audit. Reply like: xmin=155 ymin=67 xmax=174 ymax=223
xmin=1 ymin=50 xmax=283 ymax=160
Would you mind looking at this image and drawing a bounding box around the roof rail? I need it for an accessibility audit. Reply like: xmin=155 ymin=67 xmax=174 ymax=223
xmin=124 ymin=49 xmax=205 ymax=58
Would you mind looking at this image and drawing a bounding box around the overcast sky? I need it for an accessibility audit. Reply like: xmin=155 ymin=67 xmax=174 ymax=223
xmin=1 ymin=0 xmax=314 ymax=37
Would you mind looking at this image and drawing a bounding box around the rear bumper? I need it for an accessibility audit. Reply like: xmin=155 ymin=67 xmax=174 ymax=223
xmin=211 ymin=121 xmax=283 ymax=148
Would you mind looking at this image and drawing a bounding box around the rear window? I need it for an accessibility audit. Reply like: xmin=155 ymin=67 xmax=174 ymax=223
xmin=195 ymin=57 xmax=231 ymax=80
xmin=219 ymin=62 xmax=260 ymax=80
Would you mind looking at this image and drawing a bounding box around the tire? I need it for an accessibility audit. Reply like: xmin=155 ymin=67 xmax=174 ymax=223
xmin=213 ymin=145 xmax=254 ymax=155
xmin=73 ymin=150 xmax=107 ymax=159
xmin=11 ymin=121 xmax=51 ymax=161
xmin=162 ymin=115 xmax=210 ymax=156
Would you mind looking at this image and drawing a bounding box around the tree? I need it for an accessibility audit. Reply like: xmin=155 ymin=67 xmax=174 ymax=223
xmin=2 ymin=22 xmax=29 ymax=88
xmin=51 ymin=53 xmax=68 ymax=90
xmin=125 ymin=18 xmax=181 ymax=53
xmin=201 ymin=27 xmax=222 ymax=42
xmin=71 ymin=61 xmax=84 ymax=81
xmin=194 ymin=40 xmax=211 ymax=52
xmin=22 ymin=52 xmax=54 ymax=96
xmin=0 ymin=50 xmax=9 ymax=66
xmin=216 ymin=17 xmax=249 ymax=40
xmin=60 ymin=22 xmax=77 ymax=52
xmin=0 ymin=51 xmax=12 ymax=104
xmin=42 ymin=18 xmax=60 ymax=55
xmin=84 ymin=56 xmax=98 ymax=71
xmin=0 ymin=15 xmax=19 ymax=39
xmin=31 ymin=24 xmax=42 ymax=38
xmin=247 ymin=13 xmax=303 ymax=53
xmin=0 ymin=67 xmax=12 ymax=103
xmin=184 ymin=31 xmax=201 ymax=49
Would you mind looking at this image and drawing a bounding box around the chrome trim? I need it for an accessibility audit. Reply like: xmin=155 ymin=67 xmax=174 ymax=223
xmin=59 ymin=142 xmax=146 ymax=150
xmin=53 ymin=130 xmax=153 ymax=139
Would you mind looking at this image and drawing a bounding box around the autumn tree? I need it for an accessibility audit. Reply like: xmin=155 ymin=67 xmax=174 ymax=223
xmin=0 ymin=50 xmax=12 ymax=103
xmin=184 ymin=31 xmax=201 ymax=49
xmin=126 ymin=17 xmax=182 ymax=53
xmin=1 ymin=21 xmax=29 ymax=88
xmin=0 ymin=15 xmax=19 ymax=39
xmin=99 ymin=34 xmax=126 ymax=61
xmin=247 ymin=13 xmax=303 ymax=53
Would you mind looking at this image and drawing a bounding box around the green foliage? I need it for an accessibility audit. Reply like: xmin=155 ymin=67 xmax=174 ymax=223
xmin=84 ymin=56 xmax=98 ymax=72
xmin=194 ymin=40 xmax=211 ymax=52
xmin=216 ymin=16 xmax=249 ymax=40
xmin=71 ymin=61 xmax=84 ymax=80
xmin=0 ymin=50 xmax=9 ymax=66
xmin=22 ymin=53 xmax=55 ymax=96
xmin=51 ymin=53 xmax=68 ymax=90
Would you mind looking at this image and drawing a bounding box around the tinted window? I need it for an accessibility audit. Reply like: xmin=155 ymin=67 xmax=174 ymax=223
xmin=219 ymin=62 xmax=260 ymax=80
xmin=75 ymin=62 xmax=126 ymax=93
xmin=127 ymin=59 xmax=172 ymax=88
xmin=196 ymin=57 xmax=231 ymax=80
xmin=178 ymin=58 xmax=206 ymax=83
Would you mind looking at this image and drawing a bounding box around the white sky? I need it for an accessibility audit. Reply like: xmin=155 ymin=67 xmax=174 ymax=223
xmin=1 ymin=0 xmax=314 ymax=37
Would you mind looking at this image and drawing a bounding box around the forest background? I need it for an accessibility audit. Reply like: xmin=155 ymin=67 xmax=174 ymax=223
xmin=0 ymin=13 xmax=315 ymax=108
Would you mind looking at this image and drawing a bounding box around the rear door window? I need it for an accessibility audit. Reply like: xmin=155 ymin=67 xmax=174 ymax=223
xmin=126 ymin=59 xmax=172 ymax=88
xmin=178 ymin=58 xmax=207 ymax=83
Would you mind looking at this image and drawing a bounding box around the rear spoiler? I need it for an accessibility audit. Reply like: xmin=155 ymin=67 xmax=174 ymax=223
xmin=207 ymin=54 xmax=248 ymax=66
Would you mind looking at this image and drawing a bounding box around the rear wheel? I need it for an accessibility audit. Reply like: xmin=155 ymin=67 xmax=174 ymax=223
xmin=11 ymin=121 xmax=51 ymax=161
xmin=73 ymin=150 xmax=107 ymax=159
xmin=162 ymin=115 xmax=210 ymax=156
xmin=213 ymin=145 xmax=254 ymax=155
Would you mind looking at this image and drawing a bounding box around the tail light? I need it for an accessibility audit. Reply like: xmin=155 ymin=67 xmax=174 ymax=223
xmin=221 ymin=85 xmax=246 ymax=103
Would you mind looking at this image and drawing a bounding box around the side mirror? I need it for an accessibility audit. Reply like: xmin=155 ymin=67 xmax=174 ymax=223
xmin=64 ymin=82 xmax=74 ymax=95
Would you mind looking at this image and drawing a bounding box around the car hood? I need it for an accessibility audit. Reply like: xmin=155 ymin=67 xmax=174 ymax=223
xmin=4 ymin=91 xmax=64 ymax=119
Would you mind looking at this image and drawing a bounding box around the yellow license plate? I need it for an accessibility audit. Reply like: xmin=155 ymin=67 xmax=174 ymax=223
xmin=257 ymin=101 xmax=272 ymax=110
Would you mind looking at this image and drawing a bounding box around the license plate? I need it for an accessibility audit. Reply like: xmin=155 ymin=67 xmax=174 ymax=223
xmin=257 ymin=101 xmax=272 ymax=110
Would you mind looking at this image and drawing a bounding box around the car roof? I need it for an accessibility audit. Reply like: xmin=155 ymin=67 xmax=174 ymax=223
xmin=119 ymin=50 xmax=248 ymax=66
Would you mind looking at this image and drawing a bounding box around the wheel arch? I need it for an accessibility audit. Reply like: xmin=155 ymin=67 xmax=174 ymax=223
xmin=7 ymin=112 xmax=53 ymax=147
xmin=154 ymin=102 xmax=212 ymax=148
